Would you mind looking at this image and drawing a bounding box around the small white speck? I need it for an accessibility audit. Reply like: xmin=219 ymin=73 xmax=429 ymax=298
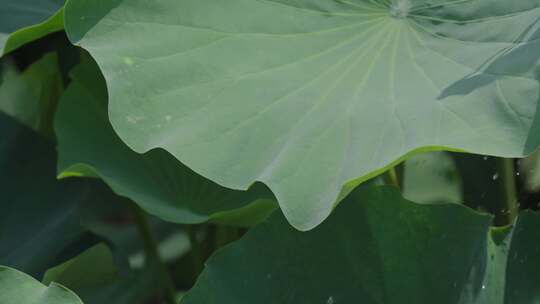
xmin=492 ymin=173 xmax=499 ymax=180
xmin=126 ymin=115 xmax=144 ymax=124
xmin=165 ymin=115 xmax=172 ymax=121
xmin=123 ymin=57 xmax=134 ymax=66
xmin=327 ymin=296 xmax=334 ymax=304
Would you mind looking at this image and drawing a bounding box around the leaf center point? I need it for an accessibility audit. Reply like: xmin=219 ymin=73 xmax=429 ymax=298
xmin=389 ymin=0 xmax=412 ymax=19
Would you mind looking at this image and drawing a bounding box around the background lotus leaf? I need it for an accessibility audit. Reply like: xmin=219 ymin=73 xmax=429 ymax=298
xmin=0 ymin=266 xmax=82 ymax=304
xmin=182 ymin=186 xmax=540 ymax=304
xmin=0 ymin=0 xmax=65 ymax=56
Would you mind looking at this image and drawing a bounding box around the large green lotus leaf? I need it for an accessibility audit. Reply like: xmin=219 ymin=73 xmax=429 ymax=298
xmin=55 ymin=59 xmax=276 ymax=225
xmin=0 ymin=52 xmax=63 ymax=138
xmin=0 ymin=266 xmax=82 ymax=304
xmin=64 ymin=0 xmax=540 ymax=230
xmin=181 ymin=186 xmax=540 ymax=304
xmin=0 ymin=0 xmax=65 ymax=56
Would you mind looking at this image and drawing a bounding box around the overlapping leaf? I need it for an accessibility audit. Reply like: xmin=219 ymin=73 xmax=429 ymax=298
xmin=0 ymin=53 xmax=63 ymax=138
xmin=0 ymin=0 xmax=65 ymax=56
xmin=64 ymin=0 xmax=540 ymax=230
xmin=0 ymin=58 xmax=131 ymax=278
xmin=0 ymin=113 xmax=100 ymax=278
xmin=55 ymin=59 xmax=275 ymax=225
xmin=182 ymin=186 xmax=540 ymax=304
xmin=0 ymin=266 xmax=82 ymax=304
xmin=43 ymin=244 xmax=160 ymax=304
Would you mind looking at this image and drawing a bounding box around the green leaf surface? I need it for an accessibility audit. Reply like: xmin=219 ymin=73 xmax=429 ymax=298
xmin=0 ymin=52 xmax=63 ymax=138
xmin=55 ymin=59 xmax=275 ymax=225
xmin=0 ymin=0 xmax=65 ymax=56
xmin=0 ymin=112 xmax=98 ymax=278
xmin=64 ymin=0 xmax=540 ymax=230
xmin=504 ymin=211 xmax=540 ymax=304
xmin=43 ymin=244 xmax=118 ymax=291
xmin=43 ymin=244 xmax=159 ymax=304
xmin=0 ymin=266 xmax=82 ymax=304
xmin=182 ymin=186 xmax=540 ymax=304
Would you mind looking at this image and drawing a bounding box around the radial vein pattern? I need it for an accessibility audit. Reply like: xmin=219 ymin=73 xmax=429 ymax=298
xmin=65 ymin=0 xmax=540 ymax=230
